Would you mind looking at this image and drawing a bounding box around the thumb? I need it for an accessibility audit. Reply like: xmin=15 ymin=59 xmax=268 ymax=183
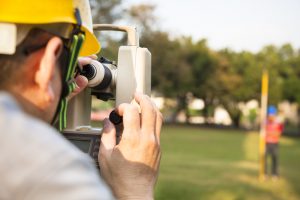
xmin=100 ymin=118 xmax=117 ymax=156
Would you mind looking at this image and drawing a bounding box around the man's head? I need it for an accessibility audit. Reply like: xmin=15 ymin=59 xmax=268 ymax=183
xmin=0 ymin=0 xmax=100 ymax=123
xmin=267 ymin=105 xmax=277 ymax=122
xmin=0 ymin=28 xmax=68 ymax=122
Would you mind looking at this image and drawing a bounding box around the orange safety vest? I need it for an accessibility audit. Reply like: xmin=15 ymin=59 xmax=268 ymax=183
xmin=266 ymin=120 xmax=283 ymax=143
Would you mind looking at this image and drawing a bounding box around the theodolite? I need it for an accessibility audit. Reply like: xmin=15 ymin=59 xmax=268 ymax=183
xmin=62 ymin=24 xmax=151 ymax=168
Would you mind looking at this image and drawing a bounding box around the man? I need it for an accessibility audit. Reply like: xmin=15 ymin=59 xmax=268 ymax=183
xmin=0 ymin=0 xmax=162 ymax=199
xmin=265 ymin=105 xmax=283 ymax=179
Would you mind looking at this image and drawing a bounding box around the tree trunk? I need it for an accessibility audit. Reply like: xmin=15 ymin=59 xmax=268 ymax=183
xmin=231 ymin=112 xmax=241 ymax=128
xmin=170 ymin=94 xmax=187 ymax=123
xmin=223 ymin=102 xmax=241 ymax=128
xmin=203 ymin=98 xmax=213 ymax=124
xmin=297 ymin=107 xmax=300 ymax=133
xmin=203 ymin=104 xmax=209 ymax=124
xmin=184 ymin=104 xmax=190 ymax=124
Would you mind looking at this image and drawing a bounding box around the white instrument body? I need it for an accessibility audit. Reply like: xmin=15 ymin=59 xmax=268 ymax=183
xmin=64 ymin=24 xmax=151 ymax=131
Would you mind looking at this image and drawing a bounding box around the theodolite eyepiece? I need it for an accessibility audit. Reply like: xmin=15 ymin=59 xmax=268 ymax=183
xmin=80 ymin=58 xmax=116 ymax=91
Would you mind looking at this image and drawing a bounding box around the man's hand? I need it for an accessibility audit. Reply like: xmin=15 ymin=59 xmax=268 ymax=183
xmin=67 ymin=56 xmax=97 ymax=100
xmin=99 ymin=93 xmax=162 ymax=200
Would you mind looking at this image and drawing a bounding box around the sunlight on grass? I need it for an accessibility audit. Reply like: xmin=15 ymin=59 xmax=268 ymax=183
xmin=241 ymin=132 xmax=300 ymax=200
xmin=209 ymin=190 xmax=237 ymax=200
xmin=280 ymin=137 xmax=297 ymax=146
xmin=243 ymin=132 xmax=259 ymax=162
xmin=155 ymin=125 xmax=300 ymax=200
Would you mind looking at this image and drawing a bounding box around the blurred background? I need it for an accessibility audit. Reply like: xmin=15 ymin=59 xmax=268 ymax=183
xmin=90 ymin=0 xmax=300 ymax=199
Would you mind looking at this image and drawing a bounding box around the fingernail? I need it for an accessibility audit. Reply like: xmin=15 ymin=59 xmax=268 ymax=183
xmin=81 ymin=57 xmax=92 ymax=62
xmin=78 ymin=57 xmax=92 ymax=66
xmin=90 ymin=54 xmax=98 ymax=59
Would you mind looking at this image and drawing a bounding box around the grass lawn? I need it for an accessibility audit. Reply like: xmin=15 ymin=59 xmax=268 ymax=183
xmin=155 ymin=125 xmax=300 ymax=200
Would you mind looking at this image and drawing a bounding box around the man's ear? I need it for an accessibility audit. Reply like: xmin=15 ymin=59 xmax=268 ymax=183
xmin=34 ymin=37 xmax=63 ymax=103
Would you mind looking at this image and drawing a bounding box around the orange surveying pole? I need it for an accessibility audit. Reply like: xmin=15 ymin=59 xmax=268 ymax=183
xmin=259 ymin=68 xmax=269 ymax=181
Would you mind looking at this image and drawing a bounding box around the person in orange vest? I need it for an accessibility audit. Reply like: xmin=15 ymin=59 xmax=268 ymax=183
xmin=265 ymin=105 xmax=283 ymax=179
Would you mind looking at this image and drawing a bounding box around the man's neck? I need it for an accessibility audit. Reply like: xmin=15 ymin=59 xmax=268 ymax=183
xmin=7 ymin=89 xmax=48 ymax=123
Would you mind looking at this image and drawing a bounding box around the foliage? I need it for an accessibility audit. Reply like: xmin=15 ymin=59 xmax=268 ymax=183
xmin=125 ymin=4 xmax=157 ymax=34
xmin=91 ymin=1 xmax=300 ymax=127
xmin=90 ymin=0 xmax=123 ymax=24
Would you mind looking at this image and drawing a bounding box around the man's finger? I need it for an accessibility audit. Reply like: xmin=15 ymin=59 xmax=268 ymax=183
xmin=77 ymin=55 xmax=98 ymax=67
xmin=155 ymin=111 xmax=163 ymax=145
xmin=67 ymin=75 xmax=88 ymax=100
xmin=134 ymin=93 xmax=156 ymax=135
xmin=115 ymin=103 xmax=140 ymax=137
xmin=77 ymin=56 xmax=93 ymax=67
xmin=88 ymin=54 xmax=98 ymax=60
xmin=100 ymin=118 xmax=117 ymax=156
xmin=75 ymin=75 xmax=88 ymax=89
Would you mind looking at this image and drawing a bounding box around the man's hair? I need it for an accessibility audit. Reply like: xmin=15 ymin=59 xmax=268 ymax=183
xmin=0 ymin=28 xmax=67 ymax=89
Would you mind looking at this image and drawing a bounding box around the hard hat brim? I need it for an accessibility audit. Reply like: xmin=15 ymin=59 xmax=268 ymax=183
xmin=80 ymin=27 xmax=101 ymax=56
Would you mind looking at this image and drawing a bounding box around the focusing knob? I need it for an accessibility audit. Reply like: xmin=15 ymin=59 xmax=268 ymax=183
xmin=109 ymin=110 xmax=123 ymax=125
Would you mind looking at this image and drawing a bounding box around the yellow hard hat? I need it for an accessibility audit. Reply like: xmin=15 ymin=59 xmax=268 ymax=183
xmin=0 ymin=0 xmax=100 ymax=56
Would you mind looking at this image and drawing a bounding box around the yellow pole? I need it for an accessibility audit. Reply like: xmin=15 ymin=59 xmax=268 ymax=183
xmin=259 ymin=69 xmax=269 ymax=181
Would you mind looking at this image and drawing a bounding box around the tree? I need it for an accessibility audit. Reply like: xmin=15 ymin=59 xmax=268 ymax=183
xmin=125 ymin=4 xmax=157 ymax=35
xmin=90 ymin=0 xmax=123 ymax=24
xmin=257 ymin=45 xmax=283 ymax=105
xmin=125 ymin=4 xmax=194 ymax=122
xmin=90 ymin=0 xmax=124 ymax=60
xmin=282 ymin=46 xmax=300 ymax=127
xmin=186 ymin=39 xmax=218 ymax=123
xmin=204 ymin=49 xmax=263 ymax=127
xmin=91 ymin=0 xmax=300 ymax=128
xmin=212 ymin=50 xmax=244 ymax=127
xmin=142 ymin=33 xmax=195 ymax=122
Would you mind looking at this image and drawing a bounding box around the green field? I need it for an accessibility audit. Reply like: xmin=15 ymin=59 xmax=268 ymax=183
xmin=155 ymin=125 xmax=300 ymax=200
